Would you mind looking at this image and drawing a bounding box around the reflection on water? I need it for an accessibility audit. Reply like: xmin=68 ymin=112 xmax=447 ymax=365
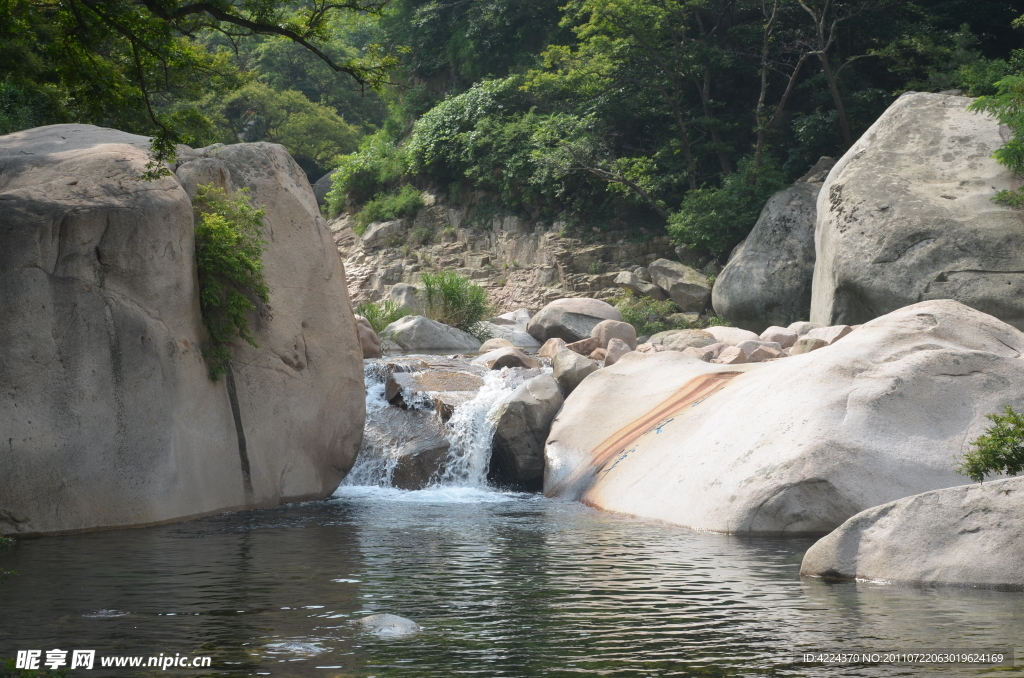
xmin=1 ymin=487 xmax=1022 ymax=677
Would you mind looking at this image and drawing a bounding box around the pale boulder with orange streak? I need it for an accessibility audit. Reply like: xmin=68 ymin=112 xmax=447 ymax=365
xmin=543 ymin=300 xmax=1024 ymax=536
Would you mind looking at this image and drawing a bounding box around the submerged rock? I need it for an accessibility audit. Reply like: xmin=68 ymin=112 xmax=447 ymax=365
xmin=0 ymin=125 xmax=365 ymax=535
xmin=355 ymin=613 xmax=422 ymax=637
xmin=801 ymin=477 xmax=1024 ymax=588
xmin=544 ymin=300 xmax=1024 ymax=535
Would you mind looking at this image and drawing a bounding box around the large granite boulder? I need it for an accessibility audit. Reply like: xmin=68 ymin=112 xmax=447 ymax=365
xmin=544 ymin=300 xmax=1024 ymax=535
xmin=312 ymin=169 xmax=336 ymax=207
xmin=811 ymin=92 xmax=1023 ymax=328
xmin=527 ymin=298 xmax=622 ymax=343
xmin=489 ymin=374 xmax=564 ymax=491
xmin=648 ymin=259 xmax=712 ymax=312
xmin=801 ymin=477 xmax=1024 ymax=588
xmin=712 ymin=182 xmax=820 ymax=333
xmin=382 ymin=315 xmax=482 ymax=352
xmin=0 ymin=125 xmax=365 ymax=535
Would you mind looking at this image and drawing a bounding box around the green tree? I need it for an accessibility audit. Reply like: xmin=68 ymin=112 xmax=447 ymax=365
xmin=958 ymin=406 xmax=1024 ymax=483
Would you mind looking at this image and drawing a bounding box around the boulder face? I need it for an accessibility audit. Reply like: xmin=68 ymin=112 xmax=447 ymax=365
xmin=526 ymin=298 xmax=622 ymax=343
xmin=544 ymin=300 xmax=1024 ymax=535
xmin=382 ymin=315 xmax=482 ymax=352
xmin=648 ymin=259 xmax=712 ymax=312
xmin=801 ymin=477 xmax=1024 ymax=588
xmin=0 ymin=125 xmax=365 ymax=535
xmin=489 ymin=374 xmax=564 ymax=491
xmin=811 ymin=92 xmax=1023 ymax=328
xmin=712 ymin=182 xmax=820 ymax=333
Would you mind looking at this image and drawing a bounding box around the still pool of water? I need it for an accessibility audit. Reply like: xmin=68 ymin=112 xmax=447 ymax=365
xmin=1 ymin=486 xmax=1022 ymax=677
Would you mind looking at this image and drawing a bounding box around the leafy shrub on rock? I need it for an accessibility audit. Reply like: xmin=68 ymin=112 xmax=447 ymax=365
xmin=355 ymin=299 xmax=410 ymax=334
xmin=353 ymin=185 xmax=423 ymax=234
xmin=958 ymin=405 xmax=1024 ymax=482
xmin=193 ymin=185 xmax=270 ymax=380
xmin=421 ymin=271 xmax=493 ymax=339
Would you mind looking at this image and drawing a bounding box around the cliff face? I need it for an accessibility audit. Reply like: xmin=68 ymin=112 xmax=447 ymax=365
xmin=330 ymin=198 xmax=679 ymax=312
xmin=0 ymin=125 xmax=365 ymax=535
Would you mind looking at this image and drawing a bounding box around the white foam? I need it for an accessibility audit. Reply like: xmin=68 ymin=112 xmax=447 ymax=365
xmin=333 ymin=485 xmax=519 ymax=504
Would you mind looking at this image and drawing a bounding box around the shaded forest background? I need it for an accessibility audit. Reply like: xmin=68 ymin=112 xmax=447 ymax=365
xmin=3 ymin=0 xmax=1022 ymax=258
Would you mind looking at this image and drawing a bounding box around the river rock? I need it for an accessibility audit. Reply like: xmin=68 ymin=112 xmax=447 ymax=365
xmin=476 ymin=322 xmax=541 ymax=349
xmin=661 ymin=330 xmax=717 ymax=351
xmin=811 ymin=93 xmax=1023 ymax=328
xmin=711 ymin=182 xmax=820 ymax=333
xmin=527 ymin=298 xmax=622 ymax=343
xmin=591 ymin=319 xmax=638 ymax=350
xmin=789 ymin=336 xmax=828 ymax=355
xmin=552 ymin=349 xmax=599 ymax=395
xmin=648 ymin=259 xmax=712 ymax=312
xmin=389 ymin=283 xmax=423 ymax=314
xmin=538 ymin=338 xmax=568 ymax=359
xmin=567 ymin=337 xmax=600 ymax=356
xmin=0 ymin=125 xmax=365 ymax=535
xmin=801 ymin=477 xmax=1024 ymax=588
xmin=489 ymin=374 xmax=564 ymax=491
xmin=703 ymin=326 xmax=760 ymax=346
xmin=355 ymin=613 xmax=422 ymax=637
xmin=735 ymin=340 xmax=782 ymax=356
xmin=589 ymin=348 xmax=608 ymax=361
xmin=355 ymin=315 xmax=383 ymax=359
xmin=747 ymin=345 xmax=785 ymax=363
xmin=805 ymin=324 xmax=852 ymax=346
xmin=681 ymin=346 xmax=713 ymax=361
xmin=473 ymin=347 xmax=541 ymax=370
xmin=614 ymin=270 xmax=668 ymax=301
xmin=544 ymin=299 xmax=1024 ymax=535
xmin=604 ymin=338 xmax=633 ymax=367
xmin=361 ymin=219 xmax=405 ymax=249
xmin=788 ymin=321 xmax=821 ymax=336
xmin=383 ymin=315 xmax=482 ymax=352
xmin=480 ymin=337 xmax=515 ymax=351
xmin=759 ymin=326 xmax=798 ymax=349
xmin=391 ymin=439 xmax=450 ymax=490
xmin=714 ymin=346 xmax=747 ymax=364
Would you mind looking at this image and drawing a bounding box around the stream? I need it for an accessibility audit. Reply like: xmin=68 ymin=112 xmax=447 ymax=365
xmin=1 ymin=359 xmax=1023 ymax=677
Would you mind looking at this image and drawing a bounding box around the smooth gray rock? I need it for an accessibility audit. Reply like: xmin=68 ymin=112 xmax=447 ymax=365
xmin=552 ymin=349 xmax=599 ymax=395
xmin=383 ymin=315 xmax=482 ymax=352
xmin=735 ymin=340 xmax=782 ymax=356
xmin=543 ymin=299 xmax=1024 ymax=535
xmin=603 ymin=338 xmax=633 ymax=366
xmin=661 ymin=330 xmax=717 ymax=352
xmin=703 ymin=326 xmax=760 ymax=346
xmin=0 ymin=125 xmax=365 ymax=535
xmin=801 ymin=477 xmax=1024 ymax=588
xmin=389 ymin=283 xmax=423 ymax=314
xmin=527 ymin=298 xmax=622 ymax=343
xmin=390 ymin=439 xmax=450 ymax=490
xmin=476 ymin=321 xmax=541 ymax=348
xmin=489 ymin=374 xmax=564 ymax=491
xmin=614 ymin=270 xmax=668 ymax=300
xmin=811 ymin=92 xmax=1023 ymax=328
xmin=355 ymin=613 xmax=422 ymax=637
xmin=312 ymin=169 xmax=336 ymax=207
xmin=361 ymin=219 xmax=405 ymax=249
xmin=590 ymin=319 xmax=638 ymax=350
xmin=712 ymin=182 xmax=820 ymax=333
xmin=648 ymin=259 xmax=712 ymax=312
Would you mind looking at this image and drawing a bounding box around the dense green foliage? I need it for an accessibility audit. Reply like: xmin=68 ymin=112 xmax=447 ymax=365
xmin=0 ymin=659 xmax=65 ymax=678
xmin=958 ymin=406 xmax=1024 ymax=483
xmin=613 ymin=292 xmax=728 ymax=336
xmin=971 ymin=75 xmax=1024 ymax=207
xmin=193 ymin=185 xmax=269 ymax=380
xmin=355 ymin=299 xmax=409 ymax=334
xmin=421 ymin=271 xmax=493 ymax=339
xmin=3 ymin=1 xmax=1023 ymax=255
xmin=353 ymin=185 xmax=423 ymax=233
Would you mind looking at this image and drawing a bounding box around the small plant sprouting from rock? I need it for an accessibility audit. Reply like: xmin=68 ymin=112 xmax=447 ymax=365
xmin=193 ymin=184 xmax=270 ymax=380
xmin=957 ymin=405 xmax=1024 ymax=482
xmin=355 ymin=300 xmax=410 ymax=334
xmin=421 ymin=270 xmax=493 ymax=339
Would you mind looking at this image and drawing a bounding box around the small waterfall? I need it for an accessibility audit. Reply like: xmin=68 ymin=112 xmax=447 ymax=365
xmin=437 ymin=369 xmax=523 ymax=486
xmin=342 ymin=359 xmax=531 ymax=490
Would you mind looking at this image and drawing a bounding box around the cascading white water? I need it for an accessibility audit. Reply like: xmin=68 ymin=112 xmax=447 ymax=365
xmin=341 ymin=359 xmax=538 ymax=491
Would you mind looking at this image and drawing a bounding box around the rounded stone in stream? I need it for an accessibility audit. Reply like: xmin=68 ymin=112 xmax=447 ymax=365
xmin=355 ymin=613 xmax=422 ymax=638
